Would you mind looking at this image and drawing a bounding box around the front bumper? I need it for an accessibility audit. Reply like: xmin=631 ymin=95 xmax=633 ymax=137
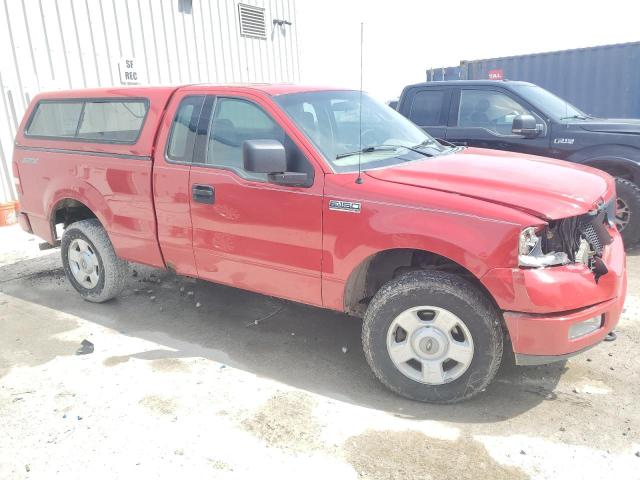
xmin=482 ymin=231 xmax=627 ymax=361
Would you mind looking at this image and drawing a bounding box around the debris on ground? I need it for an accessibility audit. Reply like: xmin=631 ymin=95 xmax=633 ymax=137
xmin=75 ymin=339 xmax=94 ymax=355
xmin=246 ymin=305 xmax=285 ymax=327
xmin=196 ymin=302 xmax=201 ymax=308
xmin=341 ymin=346 xmax=348 ymax=354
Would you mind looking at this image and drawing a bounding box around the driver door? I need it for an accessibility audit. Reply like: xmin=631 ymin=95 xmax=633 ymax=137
xmin=446 ymin=88 xmax=550 ymax=155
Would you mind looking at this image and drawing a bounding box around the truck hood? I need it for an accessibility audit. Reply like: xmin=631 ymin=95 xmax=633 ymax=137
xmin=576 ymin=118 xmax=640 ymax=134
xmin=365 ymin=147 xmax=613 ymax=220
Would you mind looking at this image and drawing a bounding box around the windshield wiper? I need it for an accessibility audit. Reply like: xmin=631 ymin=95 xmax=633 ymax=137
xmin=336 ymin=144 xmax=436 ymax=160
xmin=559 ymin=114 xmax=591 ymax=120
xmin=336 ymin=145 xmax=399 ymax=160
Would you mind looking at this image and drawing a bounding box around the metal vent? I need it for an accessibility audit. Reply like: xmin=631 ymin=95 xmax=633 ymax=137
xmin=238 ymin=4 xmax=267 ymax=39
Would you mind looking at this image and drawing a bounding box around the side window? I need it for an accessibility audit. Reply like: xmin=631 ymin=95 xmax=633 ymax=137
xmin=408 ymin=90 xmax=446 ymax=126
xmin=206 ymin=98 xmax=285 ymax=181
xmin=26 ymin=99 xmax=148 ymax=143
xmin=77 ymin=101 xmax=147 ymax=142
xmin=26 ymin=101 xmax=83 ymax=137
xmin=458 ymin=90 xmax=530 ymax=135
xmin=166 ymin=96 xmax=205 ymax=162
xmin=204 ymin=97 xmax=314 ymax=185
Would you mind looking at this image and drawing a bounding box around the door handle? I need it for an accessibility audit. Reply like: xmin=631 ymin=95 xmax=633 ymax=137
xmin=192 ymin=184 xmax=215 ymax=204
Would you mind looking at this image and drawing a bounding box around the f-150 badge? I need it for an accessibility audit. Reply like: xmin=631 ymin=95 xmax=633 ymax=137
xmin=329 ymin=200 xmax=361 ymax=213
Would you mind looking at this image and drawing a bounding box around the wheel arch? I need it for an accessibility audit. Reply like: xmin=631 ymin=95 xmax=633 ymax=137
xmin=49 ymin=196 xmax=105 ymax=241
xmin=568 ymin=145 xmax=640 ymax=184
xmin=343 ymin=247 xmax=500 ymax=317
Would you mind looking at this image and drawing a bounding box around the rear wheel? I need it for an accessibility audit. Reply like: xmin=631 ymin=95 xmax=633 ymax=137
xmin=615 ymin=177 xmax=640 ymax=246
xmin=362 ymin=271 xmax=503 ymax=404
xmin=61 ymin=219 xmax=128 ymax=302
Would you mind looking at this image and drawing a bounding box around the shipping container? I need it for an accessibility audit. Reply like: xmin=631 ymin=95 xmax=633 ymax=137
xmin=427 ymin=42 xmax=640 ymax=120
xmin=426 ymin=66 xmax=461 ymax=82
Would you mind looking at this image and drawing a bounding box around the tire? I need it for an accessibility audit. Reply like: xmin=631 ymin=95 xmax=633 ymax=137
xmin=61 ymin=219 xmax=128 ymax=303
xmin=615 ymin=177 xmax=640 ymax=246
xmin=362 ymin=271 xmax=503 ymax=404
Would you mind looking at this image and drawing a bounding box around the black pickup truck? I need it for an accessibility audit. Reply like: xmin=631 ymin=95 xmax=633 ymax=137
xmin=396 ymin=80 xmax=640 ymax=245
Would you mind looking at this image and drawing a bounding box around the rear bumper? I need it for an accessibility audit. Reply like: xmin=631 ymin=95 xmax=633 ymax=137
xmin=17 ymin=212 xmax=32 ymax=234
xmin=483 ymin=231 xmax=627 ymax=360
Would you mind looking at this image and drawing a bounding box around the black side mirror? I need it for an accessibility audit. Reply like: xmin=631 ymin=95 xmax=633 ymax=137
xmin=243 ymin=139 xmax=308 ymax=187
xmin=243 ymin=139 xmax=287 ymax=173
xmin=512 ymin=114 xmax=539 ymax=138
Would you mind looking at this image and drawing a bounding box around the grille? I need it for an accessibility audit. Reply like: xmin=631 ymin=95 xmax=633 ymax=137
xmin=581 ymin=223 xmax=603 ymax=253
xmin=238 ymin=4 xmax=267 ymax=39
xmin=579 ymin=207 xmax=612 ymax=255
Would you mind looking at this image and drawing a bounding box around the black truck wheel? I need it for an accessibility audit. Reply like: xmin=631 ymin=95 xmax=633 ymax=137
xmin=615 ymin=178 xmax=640 ymax=246
xmin=362 ymin=270 xmax=503 ymax=404
xmin=61 ymin=219 xmax=129 ymax=303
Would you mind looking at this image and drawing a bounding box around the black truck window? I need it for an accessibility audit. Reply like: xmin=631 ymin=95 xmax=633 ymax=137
xmin=409 ymin=90 xmax=446 ymax=126
xmin=458 ymin=90 xmax=530 ymax=135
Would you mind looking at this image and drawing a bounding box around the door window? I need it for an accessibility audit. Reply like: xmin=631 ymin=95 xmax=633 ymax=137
xmin=408 ymin=90 xmax=446 ymax=126
xmin=205 ymin=98 xmax=284 ymax=181
xmin=458 ymin=90 xmax=530 ymax=135
xmin=204 ymin=97 xmax=313 ymax=185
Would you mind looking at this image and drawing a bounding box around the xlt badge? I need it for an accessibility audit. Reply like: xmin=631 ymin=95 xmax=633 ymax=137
xmin=329 ymin=200 xmax=361 ymax=213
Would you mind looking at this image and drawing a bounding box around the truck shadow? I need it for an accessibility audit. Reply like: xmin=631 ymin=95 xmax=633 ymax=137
xmin=0 ymin=255 xmax=566 ymax=423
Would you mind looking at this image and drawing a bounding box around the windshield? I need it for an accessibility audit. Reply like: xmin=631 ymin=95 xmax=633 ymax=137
xmin=274 ymin=90 xmax=450 ymax=172
xmin=510 ymin=84 xmax=588 ymax=121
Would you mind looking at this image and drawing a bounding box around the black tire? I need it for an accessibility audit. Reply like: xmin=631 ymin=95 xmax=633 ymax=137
xmin=61 ymin=219 xmax=128 ymax=303
xmin=362 ymin=271 xmax=503 ymax=404
xmin=615 ymin=177 xmax=640 ymax=246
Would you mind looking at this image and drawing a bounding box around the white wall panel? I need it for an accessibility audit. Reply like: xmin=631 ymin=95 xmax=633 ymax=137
xmin=0 ymin=0 xmax=300 ymax=203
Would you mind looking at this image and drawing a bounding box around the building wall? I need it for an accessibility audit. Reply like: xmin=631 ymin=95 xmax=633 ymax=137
xmin=0 ymin=0 xmax=300 ymax=203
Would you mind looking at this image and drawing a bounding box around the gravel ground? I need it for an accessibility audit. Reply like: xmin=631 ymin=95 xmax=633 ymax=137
xmin=0 ymin=223 xmax=639 ymax=480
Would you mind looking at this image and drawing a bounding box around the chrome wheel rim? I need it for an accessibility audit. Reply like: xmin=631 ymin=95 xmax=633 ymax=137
xmin=386 ymin=306 xmax=474 ymax=385
xmin=616 ymin=197 xmax=631 ymax=232
xmin=68 ymin=238 xmax=100 ymax=289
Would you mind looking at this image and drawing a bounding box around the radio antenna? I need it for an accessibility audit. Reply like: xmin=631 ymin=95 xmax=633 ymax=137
xmin=355 ymin=22 xmax=364 ymax=184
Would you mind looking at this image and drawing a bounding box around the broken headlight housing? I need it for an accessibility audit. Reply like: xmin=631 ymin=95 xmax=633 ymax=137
xmin=518 ymin=226 xmax=569 ymax=267
xmin=517 ymin=197 xmax=614 ymax=281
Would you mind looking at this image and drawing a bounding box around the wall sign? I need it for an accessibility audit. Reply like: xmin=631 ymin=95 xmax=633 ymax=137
xmin=118 ymin=58 xmax=140 ymax=84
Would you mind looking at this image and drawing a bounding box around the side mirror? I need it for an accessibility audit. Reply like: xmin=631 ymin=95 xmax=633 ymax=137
xmin=243 ymin=139 xmax=287 ymax=173
xmin=243 ymin=139 xmax=308 ymax=187
xmin=512 ymin=114 xmax=539 ymax=138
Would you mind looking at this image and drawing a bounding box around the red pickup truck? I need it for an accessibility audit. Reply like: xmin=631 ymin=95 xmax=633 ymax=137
xmin=12 ymin=84 xmax=627 ymax=403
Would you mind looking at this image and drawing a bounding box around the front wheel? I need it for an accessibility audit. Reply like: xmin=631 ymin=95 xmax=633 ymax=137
xmin=362 ymin=271 xmax=503 ymax=404
xmin=61 ymin=219 xmax=128 ymax=302
xmin=615 ymin=177 xmax=640 ymax=246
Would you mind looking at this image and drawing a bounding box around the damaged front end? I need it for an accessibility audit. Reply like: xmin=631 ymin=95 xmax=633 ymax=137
xmin=518 ymin=197 xmax=615 ymax=282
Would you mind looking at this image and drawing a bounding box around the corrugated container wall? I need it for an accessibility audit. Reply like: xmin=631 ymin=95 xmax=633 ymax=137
xmin=0 ymin=0 xmax=300 ymax=203
xmin=458 ymin=42 xmax=640 ymax=120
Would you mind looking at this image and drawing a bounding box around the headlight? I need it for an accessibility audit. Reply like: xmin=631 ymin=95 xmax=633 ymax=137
xmin=518 ymin=226 xmax=569 ymax=268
